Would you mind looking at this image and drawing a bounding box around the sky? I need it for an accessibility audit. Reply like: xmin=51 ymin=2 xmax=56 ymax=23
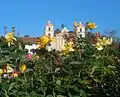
xmin=0 ymin=0 xmax=119 ymax=37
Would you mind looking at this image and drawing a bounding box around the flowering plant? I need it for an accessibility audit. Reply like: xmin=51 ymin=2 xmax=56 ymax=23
xmin=0 ymin=22 xmax=120 ymax=97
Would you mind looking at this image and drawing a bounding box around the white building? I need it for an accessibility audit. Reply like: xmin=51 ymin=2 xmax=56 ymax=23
xmin=44 ymin=20 xmax=54 ymax=37
xmin=44 ymin=21 xmax=68 ymax=51
xmin=21 ymin=20 xmax=86 ymax=53
xmin=44 ymin=21 xmax=86 ymax=51
xmin=73 ymin=21 xmax=85 ymax=38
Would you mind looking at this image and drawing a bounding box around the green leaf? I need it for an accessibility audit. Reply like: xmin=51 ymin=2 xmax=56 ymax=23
xmin=79 ymin=90 xmax=87 ymax=97
xmin=8 ymin=83 xmax=16 ymax=92
xmin=69 ymin=61 xmax=81 ymax=65
xmin=2 ymin=83 xmax=9 ymax=91
xmin=90 ymin=65 xmax=99 ymax=75
xmin=78 ymin=79 xmax=88 ymax=85
xmin=107 ymin=65 xmax=116 ymax=69
xmin=57 ymin=95 xmax=65 ymax=97
xmin=46 ymin=95 xmax=53 ymax=97
xmin=87 ymin=85 xmax=92 ymax=89
xmin=93 ymin=78 xmax=100 ymax=82
xmin=56 ymin=79 xmax=61 ymax=86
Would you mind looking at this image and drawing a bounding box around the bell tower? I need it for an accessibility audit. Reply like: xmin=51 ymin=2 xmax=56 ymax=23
xmin=44 ymin=20 xmax=54 ymax=37
xmin=73 ymin=21 xmax=85 ymax=38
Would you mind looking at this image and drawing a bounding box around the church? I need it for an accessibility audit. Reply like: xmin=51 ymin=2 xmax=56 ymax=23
xmin=22 ymin=20 xmax=86 ymax=54
xmin=44 ymin=20 xmax=86 ymax=51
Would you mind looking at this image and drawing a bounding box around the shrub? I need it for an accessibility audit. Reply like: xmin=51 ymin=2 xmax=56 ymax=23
xmin=0 ymin=23 xmax=120 ymax=97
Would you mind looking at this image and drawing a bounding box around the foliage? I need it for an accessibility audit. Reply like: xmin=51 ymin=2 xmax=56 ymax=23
xmin=0 ymin=22 xmax=120 ymax=97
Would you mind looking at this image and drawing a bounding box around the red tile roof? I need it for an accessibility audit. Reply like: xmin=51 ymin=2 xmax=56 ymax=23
xmin=20 ymin=37 xmax=39 ymax=44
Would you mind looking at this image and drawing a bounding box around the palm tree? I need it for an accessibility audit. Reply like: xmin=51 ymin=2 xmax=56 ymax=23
xmin=54 ymin=28 xmax=60 ymax=36
xmin=61 ymin=24 xmax=65 ymax=29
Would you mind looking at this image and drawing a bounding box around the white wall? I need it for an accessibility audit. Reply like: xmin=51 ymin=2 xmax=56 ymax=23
xmin=51 ymin=35 xmax=65 ymax=51
xmin=25 ymin=44 xmax=38 ymax=54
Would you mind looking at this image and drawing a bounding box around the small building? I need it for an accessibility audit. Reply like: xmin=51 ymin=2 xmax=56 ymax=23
xmin=20 ymin=37 xmax=39 ymax=54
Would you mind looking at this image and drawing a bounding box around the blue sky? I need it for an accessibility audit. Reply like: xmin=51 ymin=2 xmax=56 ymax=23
xmin=0 ymin=0 xmax=119 ymax=37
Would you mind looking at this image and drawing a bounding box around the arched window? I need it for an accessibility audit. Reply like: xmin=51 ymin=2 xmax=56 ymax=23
xmin=80 ymin=28 xmax=82 ymax=32
xmin=48 ymin=27 xmax=51 ymax=31
xmin=48 ymin=33 xmax=51 ymax=36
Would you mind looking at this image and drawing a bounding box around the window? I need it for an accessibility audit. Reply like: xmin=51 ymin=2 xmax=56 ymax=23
xmin=80 ymin=28 xmax=82 ymax=32
xmin=48 ymin=33 xmax=51 ymax=36
xmin=48 ymin=27 xmax=51 ymax=31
